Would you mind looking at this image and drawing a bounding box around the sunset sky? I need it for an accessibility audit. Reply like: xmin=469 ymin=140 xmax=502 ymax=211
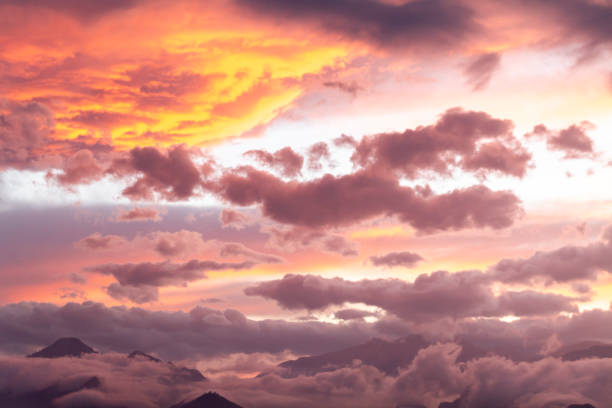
xmin=2 ymin=1 xmax=612 ymax=407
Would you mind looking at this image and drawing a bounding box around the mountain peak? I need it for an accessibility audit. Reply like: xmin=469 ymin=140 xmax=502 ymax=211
xmin=171 ymin=391 xmax=243 ymax=408
xmin=128 ymin=350 xmax=162 ymax=362
xmin=28 ymin=337 xmax=97 ymax=358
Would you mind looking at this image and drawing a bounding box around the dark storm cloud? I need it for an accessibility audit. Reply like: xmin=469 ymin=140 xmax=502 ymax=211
xmin=233 ymin=0 xmax=479 ymax=51
xmin=2 ymin=0 xmax=143 ymax=20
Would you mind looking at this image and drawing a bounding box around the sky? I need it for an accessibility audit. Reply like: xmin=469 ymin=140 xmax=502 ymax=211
xmin=2 ymin=0 xmax=612 ymax=407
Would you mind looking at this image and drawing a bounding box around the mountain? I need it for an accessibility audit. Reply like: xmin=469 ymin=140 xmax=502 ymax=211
xmin=277 ymin=335 xmax=486 ymax=377
xmin=27 ymin=337 xmax=97 ymax=358
xmin=0 ymin=375 xmax=118 ymax=408
xmin=128 ymin=349 xmax=206 ymax=382
xmin=170 ymin=392 xmax=243 ymax=408
xmin=128 ymin=350 xmax=162 ymax=362
xmin=561 ymin=344 xmax=612 ymax=361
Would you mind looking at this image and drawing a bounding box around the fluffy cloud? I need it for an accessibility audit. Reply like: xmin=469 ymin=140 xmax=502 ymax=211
xmin=528 ymin=122 xmax=595 ymax=158
xmin=111 ymin=145 xmax=202 ymax=200
xmin=213 ymin=167 xmax=521 ymax=232
xmin=369 ymin=251 xmax=423 ymax=268
xmin=86 ymin=259 xmax=255 ymax=303
xmin=351 ymin=108 xmax=529 ymax=178
xmin=76 ymin=233 xmax=127 ymax=250
xmin=219 ymin=209 xmax=252 ymax=229
xmin=264 ymin=226 xmax=358 ymax=257
xmin=245 ymin=147 xmax=304 ymax=178
xmin=0 ymin=99 xmax=55 ymax=169
xmin=244 ymin=272 xmax=578 ymax=321
xmin=489 ymin=227 xmax=612 ymax=284
xmin=0 ymin=302 xmax=379 ymax=359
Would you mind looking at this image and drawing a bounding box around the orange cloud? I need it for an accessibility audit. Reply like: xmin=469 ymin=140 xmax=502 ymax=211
xmin=0 ymin=0 xmax=351 ymax=150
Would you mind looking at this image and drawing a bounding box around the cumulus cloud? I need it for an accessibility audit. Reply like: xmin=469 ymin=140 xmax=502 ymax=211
xmin=0 ymin=99 xmax=55 ymax=169
xmin=489 ymin=227 xmax=612 ymax=284
xmin=369 ymin=251 xmax=423 ymax=268
xmin=351 ymin=107 xmax=529 ymax=178
xmin=528 ymin=122 xmax=595 ymax=158
xmin=306 ymin=142 xmax=331 ymax=171
xmin=212 ymin=167 xmax=522 ymax=232
xmin=244 ymin=147 xmax=304 ymax=178
xmin=244 ymin=272 xmax=578 ymax=321
xmin=86 ymin=259 xmax=255 ymax=303
xmin=264 ymin=226 xmax=358 ymax=257
xmin=219 ymin=209 xmax=252 ymax=229
xmin=110 ymin=145 xmax=202 ymax=200
xmin=0 ymin=302 xmax=379 ymax=359
xmin=76 ymin=233 xmax=127 ymax=250
xmin=54 ymin=149 xmax=105 ymax=186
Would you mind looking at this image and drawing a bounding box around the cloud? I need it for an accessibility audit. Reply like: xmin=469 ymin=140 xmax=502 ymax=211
xmin=264 ymin=226 xmax=358 ymax=257
xmin=351 ymin=107 xmax=528 ymax=178
xmin=55 ymin=149 xmax=105 ymax=185
xmin=3 ymin=0 xmax=143 ymax=20
xmin=76 ymin=233 xmax=127 ymax=250
xmin=334 ymin=309 xmax=378 ymax=321
xmin=151 ymin=230 xmax=207 ymax=258
xmin=219 ymin=209 xmax=252 ymax=230
xmin=306 ymin=142 xmax=331 ymax=171
xmin=0 ymin=99 xmax=55 ymax=169
xmin=1 ymin=342 xmax=609 ymax=408
xmin=0 ymin=301 xmax=380 ymax=359
xmin=244 ymin=272 xmax=578 ymax=321
xmin=489 ymin=227 xmax=612 ymax=284
xmin=111 ymin=145 xmax=202 ymax=200
xmin=219 ymin=242 xmax=284 ymax=264
xmin=463 ymin=52 xmax=501 ymax=90
xmin=115 ymin=207 xmax=163 ymax=222
xmin=244 ymin=147 xmax=304 ymax=178
xmin=86 ymin=259 xmax=255 ymax=303
xmin=213 ymin=167 xmax=522 ymax=232
xmin=323 ymin=81 xmax=362 ymax=95
xmin=528 ymin=122 xmax=595 ymax=158
xmin=369 ymin=251 xmax=423 ymax=268
xmin=232 ymin=0 xmax=479 ymax=52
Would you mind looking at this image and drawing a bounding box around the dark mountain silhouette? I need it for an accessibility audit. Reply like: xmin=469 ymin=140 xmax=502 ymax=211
xmin=170 ymin=392 xmax=243 ymax=408
xmin=128 ymin=350 xmax=162 ymax=362
xmin=561 ymin=344 xmax=612 ymax=361
xmin=438 ymin=398 xmax=461 ymax=408
xmin=0 ymin=375 xmax=123 ymax=408
xmin=27 ymin=337 xmax=97 ymax=358
xmin=128 ymin=349 xmax=206 ymax=382
xmin=277 ymin=335 xmax=486 ymax=377
xmin=436 ymin=392 xmax=596 ymax=408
